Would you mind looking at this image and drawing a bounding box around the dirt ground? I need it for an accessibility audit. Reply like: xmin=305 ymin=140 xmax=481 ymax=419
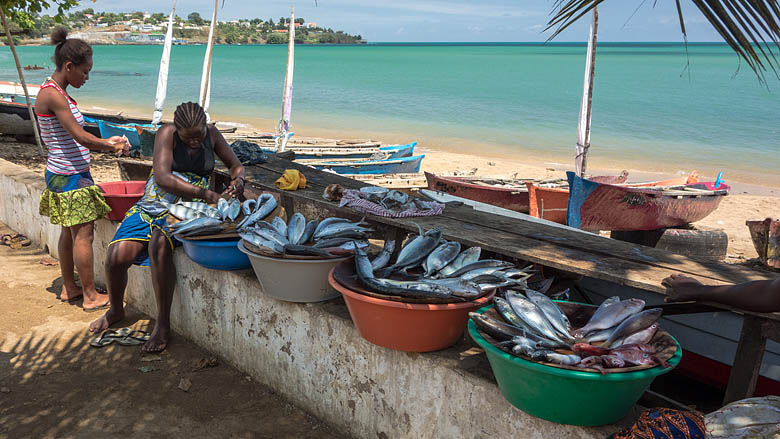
xmin=0 ymin=222 xmax=342 ymax=439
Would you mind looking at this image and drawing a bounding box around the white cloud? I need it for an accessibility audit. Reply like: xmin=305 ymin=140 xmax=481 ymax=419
xmin=525 ymin=24 xmax=544 ymax=33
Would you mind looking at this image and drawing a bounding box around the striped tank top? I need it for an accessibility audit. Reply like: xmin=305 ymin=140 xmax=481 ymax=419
xmin=36 ymin=81 xmax=90 ymax=175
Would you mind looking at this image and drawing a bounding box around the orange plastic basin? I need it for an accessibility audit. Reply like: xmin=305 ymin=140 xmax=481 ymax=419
xmin=329 ymin=269 xmax=494 ymax=352
xmin=98 ymin=181 xmax=146 ymax=221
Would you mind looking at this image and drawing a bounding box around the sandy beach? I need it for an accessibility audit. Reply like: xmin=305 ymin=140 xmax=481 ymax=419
xmin=1 ymin=108 xmax=776 ymax=265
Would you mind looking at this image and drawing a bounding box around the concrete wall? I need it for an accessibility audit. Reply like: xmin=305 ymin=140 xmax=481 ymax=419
xmin=0 ymin=159 xmax=632 ymax=438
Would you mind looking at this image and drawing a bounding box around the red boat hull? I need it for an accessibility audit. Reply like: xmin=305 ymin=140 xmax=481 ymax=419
xmin=567 ymin=172 xmax=729 ymax=232
xmin=424 ymin=172 xmax=531 ymax=213
xmin=526 ymin=183 xmax=569 ymax=224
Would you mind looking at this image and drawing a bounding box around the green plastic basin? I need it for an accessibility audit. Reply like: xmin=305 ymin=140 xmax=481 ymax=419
xmin=468 ymin=305 xmax=682 ymax=426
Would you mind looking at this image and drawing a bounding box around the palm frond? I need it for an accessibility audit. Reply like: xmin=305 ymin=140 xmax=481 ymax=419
xmin=545 ymin=0 xmax=780 ymax=82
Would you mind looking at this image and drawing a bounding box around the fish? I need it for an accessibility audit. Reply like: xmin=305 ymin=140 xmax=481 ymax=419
xmin=543 ymin=352 xmax=582 ymax=366
xmin=313 ymin=218 xmax=369 ymax=240
xmin=317 ymin=228 xmax=371 ymax=241
xmin=583 ymin=326 xmax=618 ymax=343
xmin=300 ymin=219 xmax=318 ymax=245
xmin=227 ymin=199 xmax=241 ymax=221
xmin=578 ymin=356 xmax=608 ymax=374
xmin=611 ymin=348 xmax=660 ymax=367
xmin=511 ymin=339 xmax=536 ymax=357
xmin=236 ymin=194 xmax=277 ymax=230
xmin=240 ymin=231 xmax=284 ymax=254
xmin=438 ymin=246 xmax=481 ymax=277
xmin=572 ymin=298 xmax=645 ymax=338
xmin=603 ymin=308 xmax=663 ymax=348
xmin=572 ymin=343 xmax=610 ymax=357
xmin=420 ymin=278 xmax=482 ymax=299
xmin=171 ymin=217 xmax=222 ymax=235
xmin=589 ymin=296 xmax=621 ymax=324
xmin=370 ymin=240 xmax=396 ymax=270
xmin=168 ymin=204 xmax=202 ymax=221
xmin=447 ymin=260 xmax=514 ymax=278
xmin=282 ymin=244 xmax=333 ymax=257
xmin=313 ymin=237 xmax=360 ymax=249
xmin=379 ymin=228 xmax=442 ymax=275
xmin=137 ymin=201 xmax=170 ymax=217
xmin=271 ymin=216 xmax=287 ymax=237
xmin=178 ymin=224 xmax=226 ymax=237
xmin=242 ymin=199 xmax=257 ymax=216
xmin=217 ymin=198 xmax=229 ymax=220
xmin=614 ymin=323 xmax=659 ymax=347
xmin=530 ymin=350 xmax=554 ymax=361
xmin=494 ymin=296 xmax=530 ymax=329
xmin=424 ymin=241 xmax=461 ymax=277
xmin=469 ymin=313 xmax=526 ymax=341
xmin=600 ymin=355 xmax=626 ymax=368
xmin=523 ymin=287 xmax=572 ymax=340
xmin=313 ymin=217 xmax=354 ymax=237
xmin=354 ymin=247 xmax=453 ymax=300
xmin=287 ymin=212 xmax=306 ymax=245
xmin=253 ymin=227 xmax=289 ymax=248
xmin=611 ymin=344 xmax=657 ymax=354
xmin=459 ymin=266 xmax=515 ymax=281
xmin=333 ymin=240 xmax=369 ymax=251
xmin=505 ymin=290 xmax=570 ymax=345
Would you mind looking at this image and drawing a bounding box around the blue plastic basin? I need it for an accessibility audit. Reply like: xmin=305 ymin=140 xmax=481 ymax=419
xmin=177 ymin=237 xmax=251 ymax=270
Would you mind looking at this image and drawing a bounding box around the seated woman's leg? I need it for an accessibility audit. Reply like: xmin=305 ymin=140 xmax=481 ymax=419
xmin=144 ymin=228 xmax=176 ymax=353
xmin=89 ymin=240 xmax=146 ymax=333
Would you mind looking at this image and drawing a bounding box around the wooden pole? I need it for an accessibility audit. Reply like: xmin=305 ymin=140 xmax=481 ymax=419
xmin=575 ymin=7 xmax=598 ymax=177
xmin=0 ymin=7 xmax=44 ymax=155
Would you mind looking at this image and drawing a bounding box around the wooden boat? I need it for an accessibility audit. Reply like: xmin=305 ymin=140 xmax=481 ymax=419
xmin=527 ymin=172 xmax=698 ymax=225
xmin=566 ymin=171 xmax=729 ymax=231
xmin=424 ymin=172 xmax=541 ymax=213
xmin=306 ymin=155 xmax=425 ymax=175
xmin=96 ymin=119 xmax=156 ymax=149
xmin=288 ymin=142 xmax=416 ymax=161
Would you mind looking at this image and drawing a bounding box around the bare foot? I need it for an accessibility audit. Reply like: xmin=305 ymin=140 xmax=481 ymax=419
xmin=142 ymin=324 xmax=169 ymax=353
xmin=60 ymin=284 xmax=83 ymax=302
xmin=82 ymin=290 xmax=109 ymax=311
xmin=88 ymin=307 xmax=125 ymax=333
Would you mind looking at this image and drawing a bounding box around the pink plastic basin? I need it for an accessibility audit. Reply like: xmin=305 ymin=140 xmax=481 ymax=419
xmin=98 ymin=181 xmax=145 ymax=221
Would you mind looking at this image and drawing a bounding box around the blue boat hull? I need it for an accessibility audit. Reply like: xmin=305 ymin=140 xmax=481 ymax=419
xmin=290 ymin=142 xmax=416 ymax=160
xmin=97 ymin=119 xmax=156 ymax=149
xmin=310 ymin=154 xmax=425 ymax=175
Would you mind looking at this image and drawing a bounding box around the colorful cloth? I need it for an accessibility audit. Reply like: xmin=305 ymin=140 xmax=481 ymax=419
xmin=275 ymin=169 xmax=307 ymax=190
xmin=609 ymin=408 xmax=706 ymax=439
xmin=39 ymin=171 xmax=111 ymax=227
xmin=339 ymin=189 xmax=445 ymax=218
xmin=109 ymin=171 xmax=209 ymax=266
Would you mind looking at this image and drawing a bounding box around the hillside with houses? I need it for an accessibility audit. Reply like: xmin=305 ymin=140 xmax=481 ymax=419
xmin=4 ymin=8 xmax=365 ymax=45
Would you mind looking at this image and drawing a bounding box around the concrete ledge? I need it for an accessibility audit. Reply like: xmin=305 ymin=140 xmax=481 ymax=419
xmin=0 ymin=158 xmax=633 ymax=438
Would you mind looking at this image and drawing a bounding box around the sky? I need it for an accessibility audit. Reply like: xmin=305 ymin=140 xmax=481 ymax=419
xmin=48 ymin=0 xmax=725 ymax=43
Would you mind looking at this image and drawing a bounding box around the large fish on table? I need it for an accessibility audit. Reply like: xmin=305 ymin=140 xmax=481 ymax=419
xmin=287 ymin=212 xmax=306 ymax=245
xmin=354 ymin=247 xmax=454 ymax=300
xmin=438 ymin=246 xmax=481 ymax=277
xmin=602 ymin=308 xmax=663 ymax=348
xmin=572 ymin=298 xmax=645 ymax=338
xmin=505 ymin=290 xmax=570 ymax=345
xmin=370 ymin=240 xmax=396 ymax=270
xmin=378 ymin=227 xmax=442 ymax=275
xmin=424 ymin=241 xmax=461 ymax=277
xmin=523 ymin=287 xmax=571 ymax=339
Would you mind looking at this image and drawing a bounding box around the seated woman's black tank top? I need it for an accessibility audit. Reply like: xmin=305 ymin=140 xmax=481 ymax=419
xmin=171 ymin=130 xmax=215 ymax=177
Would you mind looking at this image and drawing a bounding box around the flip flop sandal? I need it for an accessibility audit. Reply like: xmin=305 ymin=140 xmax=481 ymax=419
xmin=83 ymin=301 xmax=110 ymax=313
xmin=117 ymin=330 xmax=151 ymax=346
xmin=6 ymin=234 xmax=30 ymax=249
xmin=88 ymin=327 xmax=134 ymax=348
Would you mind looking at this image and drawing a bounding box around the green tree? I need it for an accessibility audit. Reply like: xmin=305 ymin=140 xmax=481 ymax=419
xmin=130 ymin=11 xmax=143 ymax=20
xmin=187 ymin=11 xmax=202 ymax=25
xmin=294 ymin=17 xmax=303 ymax=24
xmin=1 ymin=0 xmax=78 ymax=23
xmin=267 ymin=32 xmax=287 ymax=44
xmin=150 ymin=12 xmax=164 ymax=24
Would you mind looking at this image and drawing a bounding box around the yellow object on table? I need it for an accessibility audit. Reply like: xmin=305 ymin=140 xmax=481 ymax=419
xmin=275 ymin=169 xmax=307 ymax=190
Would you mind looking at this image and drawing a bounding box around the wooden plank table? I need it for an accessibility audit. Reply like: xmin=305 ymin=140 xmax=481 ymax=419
xmin=118 ymin=156 xmax=779 ymax=404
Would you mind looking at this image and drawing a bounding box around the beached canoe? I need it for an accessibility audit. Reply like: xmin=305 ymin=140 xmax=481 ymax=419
xmin=566 ymin=171 xmax=729 ymax=231
xmin=424 ymin=172 xmax=544 ymax=213
xmin=96 ymin=119 xmax=157 ymax=150
xmin=527 ymin=172 xmax=698 ymax=225
xmin=307 ymin=155 xmax=425 ymax=175
xmin=289 ymin=142 xmax=416 ymax=161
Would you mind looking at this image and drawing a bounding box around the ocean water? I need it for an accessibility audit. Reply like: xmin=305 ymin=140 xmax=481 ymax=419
xmin=2 ymin=43 xmax=779 ymax=185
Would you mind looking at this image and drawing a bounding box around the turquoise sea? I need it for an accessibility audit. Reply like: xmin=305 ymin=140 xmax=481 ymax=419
xmin=2 ymin=43 xmax=779 ymax=186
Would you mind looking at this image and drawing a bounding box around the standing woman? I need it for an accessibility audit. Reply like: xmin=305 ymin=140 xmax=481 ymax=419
xmin=36 ymin=27 xmax=130 ymax=311
xmin=90 ymin=102 xmax=245 ymax=353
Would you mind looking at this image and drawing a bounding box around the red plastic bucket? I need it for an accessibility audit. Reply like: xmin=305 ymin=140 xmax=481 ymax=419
xmin=98 ymin=181 xmax=145 ymax=221
xmin=329 ymin=269 xmax=494 ymax=352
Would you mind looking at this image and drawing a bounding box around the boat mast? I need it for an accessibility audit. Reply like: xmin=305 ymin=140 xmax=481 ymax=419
xmin=575 ymin=7 xmax=598 ymax=177
xmin=0 ymin=8 xmax=43 ymax=154
xmin=276 ymin=6 xmax=295 ymax=152
xmin=199 ymin=0 xmax=219 ymax=120
xmin=152 ymin=0 xmax=177 ymax=125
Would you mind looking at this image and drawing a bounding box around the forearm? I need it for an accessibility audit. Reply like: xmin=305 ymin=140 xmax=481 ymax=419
xmin=72 ymin=129 xmax=114 ymax=151
xmin=157 ymin=174 xmax=210 ymax=200
xmin=694 ymin=279 xmax=780 ymax=313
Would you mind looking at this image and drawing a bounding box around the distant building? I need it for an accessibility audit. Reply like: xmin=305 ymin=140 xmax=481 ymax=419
xmin=143 ymin=12 xmax=151 ymax=19
xmin=240 ymin=21 xmax=250 ymax=27
xmin=306 ymin=22 xmax=317 ymax=28
xmin=84 ymin=13 xmax=93 ymax=19
xmin=274 ymin=29 xmax=288 ymax=33
xmin=294 ymin=23 xmax=302 ymax=28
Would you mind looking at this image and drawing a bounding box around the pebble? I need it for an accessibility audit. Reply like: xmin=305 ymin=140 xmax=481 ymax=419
xmin=1 ymin=387 xmax=10 ymax=393
xmin=177 ymin=378 xmax=192 ymax=392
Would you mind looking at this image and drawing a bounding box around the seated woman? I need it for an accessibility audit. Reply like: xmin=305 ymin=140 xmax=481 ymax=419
xmin=89 ymin=102 xmax=245 ymax=353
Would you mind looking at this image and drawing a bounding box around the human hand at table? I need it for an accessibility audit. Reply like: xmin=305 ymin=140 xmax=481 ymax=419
xmin=107 ymin=136 xmax=131 ymax=156
xmin=223 ymin=176 xmax=245 ymax=198
xmin=662 ymin=274 xmax=704 ymax=303
xmin=202 ymin=189 xmax=222 ymax=205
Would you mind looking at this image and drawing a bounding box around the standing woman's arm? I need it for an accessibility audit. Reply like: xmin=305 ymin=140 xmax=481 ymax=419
xmin=41 ymin=89 xmax=129 ymax=155
xmin=211 ymin=125 xmax=245 ymax=197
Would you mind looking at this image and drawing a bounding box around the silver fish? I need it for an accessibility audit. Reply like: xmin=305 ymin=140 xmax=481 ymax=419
xmin=313 ymin=219 xmax=370 ymax=240
xmin=217 ymin=198 xmax=229 ymax=220
xmin=543 ymin=352 xmax=582 ymax=366
xmin=179 ymin=224 xmax=226 ymax=237
xmin=240 ymin=232 xmax=284 ymax=254
xmin=301 ymin=219 xmax=319 ymax=245
xmin=459 ymin=266 xmax=513 ymax=281
xmin=172 ymin=217 xmax=223 ymax=235
xmin=371 ymin=240 xmax=396 ymax=270
xmin=511 ymin=338 xmax=537 ymax=357
xmin=572 ymin=298 xmax=646 ymax=338
xmin=318 ymin=228 xmax=372 ymax=240
xmin=439 ymin=246 xmax=481 ymax=277
xmin=313 ymin=237 xmax=359 ymax=249
xmin=313 ymin=217 xmax=354 ymax=237
xmin=420 ymin=277 xmax=482 ymax=298
xmin=424 ymin=241 xmax=461 ymax=277
xmin=227 ymin=199 xmax=241 ymax=221
xmin=603 ymin=308 xmax=663 ymax=348
xmin=242 ymin=199 xmax=257 ymax=216
xmin=254 ymin=227 xmax=289 ymax=248
xmin=590 ymin=296 xmax=621 ymax=324
xmin=583 ymin=326 xmax=617 ymax=343
xmin=335 ymin=240 xmax=369 ymax=251
xmin=237 ymin=194 xmax=277 ymax=230
xmin=282 ymin=244 xmax=333 ymax=257
xmin=505 ymin=290 xmax=569 ymax=345
xmin=354 ymin=247 xmax=452 ymax=300
xmin=271 ymin=216 xmax=287 ymax=237
xmin=524 ymin=287 xmax=572 ymax=339
xmin=287 ymin=212 xmax=306 ymax=245
xmin=494 ymin=296 xmax=527 ymax=328
xmin=168 ymin=204 xmax=202 ymax=221
xmin=614 ymin=323 xmax=659 ymax=347
xmin=448 ymin=260 xmax=514 ymax=278
xmin=380 ymin=228 xmax=442 ymax=274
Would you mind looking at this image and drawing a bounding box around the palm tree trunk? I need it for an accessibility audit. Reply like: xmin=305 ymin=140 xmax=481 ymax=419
xmin=575 ymin=7 xmax=598 ymax=177
xmin=0 ymin=7 xmax=44 ymax=155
